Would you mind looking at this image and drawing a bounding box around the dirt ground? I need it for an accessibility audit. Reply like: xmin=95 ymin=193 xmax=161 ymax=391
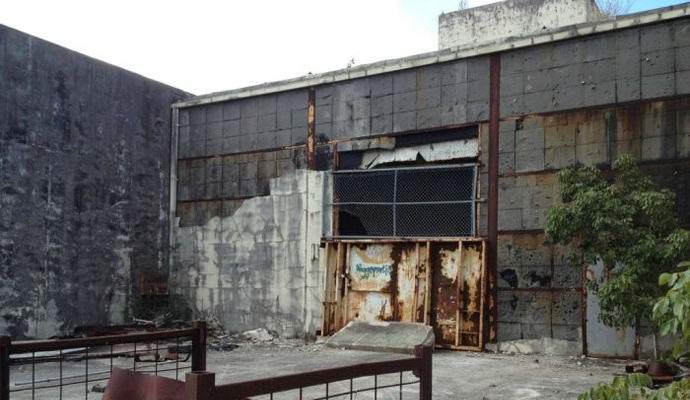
xmin=9 ymin=340 xmax=625 ymax=399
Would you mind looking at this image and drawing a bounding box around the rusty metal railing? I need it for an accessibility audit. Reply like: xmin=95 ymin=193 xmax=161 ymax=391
xmin=185 ymin=345 xmax=433 ymax=400
xmin=0 ymin=321 xmax=207 ymax=400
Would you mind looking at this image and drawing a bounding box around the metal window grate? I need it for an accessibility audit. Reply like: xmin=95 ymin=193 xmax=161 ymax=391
xmin=333 ymin=164 xmax=477 ymax=237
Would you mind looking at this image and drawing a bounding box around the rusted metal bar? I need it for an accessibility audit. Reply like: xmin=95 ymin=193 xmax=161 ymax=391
xmin=185 ymin=372 xmax=215 ymax=400
xmin=322 ymin=237 xmax=486 ymax=243
xmin=479 ymin=241 xmax=487 ymax=349
xmin=1 ymin=336 xmax=9 ymax=400
xmin=487 ymin=53 xmax=501 ymax=343
xmin=307 ymin=88 xmax=316 ymax=169
xmin=415 ymin=346 xmax=433 ymax=400
xmin=424 ymin=242 xmax=432 ymax=326
xmin=456 ymin=242 xmax=464 ymax=347
xmin=191 ymin=320 xmax=207 ymax=372
xmin=581 ymin=251 xmax=589 ymax=356
xmin=9 ymin=328 xmax=197 ymax=354
xmin=213 ymin=357 xmax=421 ymax=399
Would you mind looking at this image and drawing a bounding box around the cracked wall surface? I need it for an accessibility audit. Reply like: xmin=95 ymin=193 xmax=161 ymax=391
xmin=439 ymin=0 xmax=603 ymax=50
xmin=175 ymin=15 xmax=690 ymax=349
xmin=172 ymin=170 xmax=330 ymax=336
xmin=0 ymin=24 xmax=189 ymax=338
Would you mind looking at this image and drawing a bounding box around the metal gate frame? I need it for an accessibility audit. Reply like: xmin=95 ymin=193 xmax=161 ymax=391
xmin=321 ymin=238 xmax=488 ymax=351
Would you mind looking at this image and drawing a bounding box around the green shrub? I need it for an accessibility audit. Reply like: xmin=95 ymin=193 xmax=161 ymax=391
xmin=579 ymin=375 xmax=690 ymax=400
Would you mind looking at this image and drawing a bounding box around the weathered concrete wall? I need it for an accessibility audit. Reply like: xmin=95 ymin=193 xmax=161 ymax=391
xmin=174 ymin=14 xmax=690 ymax=348
xmin=177 ymin=57 xmax=488 ymax=161
xmin=0 ymin=25 xmax=189 ymax=338
xmin=501 ymin=20 xmax=690 ymax=117
xmin=172 ymin=170 xmax=330 ymax=336
xmin=493 ymin=99 xmax=690 ymax=352
xmin=439 ymin=0 xmax=603 ymax=50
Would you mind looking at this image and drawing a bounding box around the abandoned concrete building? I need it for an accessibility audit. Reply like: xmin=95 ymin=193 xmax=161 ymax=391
xmin=1 ymin=0 xmax=690 ymax=361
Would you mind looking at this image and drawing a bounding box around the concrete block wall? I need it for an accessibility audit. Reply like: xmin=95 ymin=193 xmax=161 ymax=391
xmin=500 ymin=20 xmax=690 ymax=118
xmin=0 ymin=25 xmax=189 ymax=338
xmin=172 ymin=170 xmax=330 ymax=336
xmin=494 ymin=98 xmax=690 ymax=347
xmin=439 ymin=0 xmax=603 ymax=50
xmin=174 ymin=15 xmax=690 ymax=343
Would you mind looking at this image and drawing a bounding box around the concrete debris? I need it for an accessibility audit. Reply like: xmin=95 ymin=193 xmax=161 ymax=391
xmin=326 ymin=321 xmax=435 ymax=354
xmin=241 ymin=328 xmax=278 ymax=342
xmin=90 ymin=384 xmax=106 ymax=393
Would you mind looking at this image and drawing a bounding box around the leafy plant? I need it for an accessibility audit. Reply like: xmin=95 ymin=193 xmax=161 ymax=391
xmin=546 ymin=155 xmax=690 ymax=331
xmin=578 ymin=373 xmax=654 ymax=399
xmin=653 ymin=261 xmax=690 ymax=359
xmin=579 ymin=375 xmax=690 ymax=400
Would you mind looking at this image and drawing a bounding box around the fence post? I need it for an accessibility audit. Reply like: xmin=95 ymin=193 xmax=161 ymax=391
xmin=185 ymin=372 xmax=215 ymax=400
xmin=414 ymin=345 xmax=432 ymax=400
xmin=0 ymin=336 xmax=10 ymax=400
xmin=191 ymin=320 xmax=207 ymax=372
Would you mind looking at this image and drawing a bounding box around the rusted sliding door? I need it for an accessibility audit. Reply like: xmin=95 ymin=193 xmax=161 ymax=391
xmin=322 ymin=239 xmax=487 ymax=351
xmin=431 ymin=240 xmax=486 ymax=350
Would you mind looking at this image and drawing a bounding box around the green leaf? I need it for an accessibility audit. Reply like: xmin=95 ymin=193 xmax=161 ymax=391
xmin=659 ymin=273 xmax=672 ymax=286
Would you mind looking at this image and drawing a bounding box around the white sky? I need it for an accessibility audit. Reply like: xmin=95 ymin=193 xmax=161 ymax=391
xmin=1 ymin=0 xmax=501 ymax=95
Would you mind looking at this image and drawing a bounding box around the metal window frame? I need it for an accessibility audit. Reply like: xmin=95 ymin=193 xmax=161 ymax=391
xmin=332 ymin=164 xmax=478 ymax=238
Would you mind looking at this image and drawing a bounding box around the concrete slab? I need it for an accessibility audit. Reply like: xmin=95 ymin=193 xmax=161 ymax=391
xmin=325 ymin=321 xmax=435 ymax=354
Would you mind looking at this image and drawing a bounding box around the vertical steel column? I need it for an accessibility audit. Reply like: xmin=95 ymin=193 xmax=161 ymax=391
xmin=191 ymin=320 xmax=208 ymax=372
xmin=487 ymin=53 xmax=501 ymax=343
xmin=393 ymin=170 xmax=398 ymax=236
xmin=185 ymin=372 xmax=215 ymax=400
xmin=168 ymin=106 xmax=180 ymax=286
xmin=0 ymin=336 xmax=9 ymax=400
xmin=307 ymin=88 xmax=317 ymax=170
xmin=415 ymin=345 xmax=432 ymax=400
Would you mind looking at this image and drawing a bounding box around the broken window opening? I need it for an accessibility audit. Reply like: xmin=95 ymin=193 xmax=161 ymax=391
xmin=332 ymin=164 xmax=478 ymax=238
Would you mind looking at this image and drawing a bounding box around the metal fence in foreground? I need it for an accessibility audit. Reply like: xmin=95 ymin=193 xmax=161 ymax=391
xmin=0 ymin=321 xmax=207 ymax=400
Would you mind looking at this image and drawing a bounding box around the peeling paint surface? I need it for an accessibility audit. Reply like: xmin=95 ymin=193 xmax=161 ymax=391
xmin=172 ymin=170 xmax=330 ymax=337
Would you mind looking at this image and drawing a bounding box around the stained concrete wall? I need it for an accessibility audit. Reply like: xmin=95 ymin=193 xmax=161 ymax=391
xmin=0 ymin=25 xmax=189 ymax=338
xmin=500 ymin=20 xmax=690 ymax=117
xmin=174 ymin=15 xmax=690 ymax=346
xmin=439 ymin=0 xmax=604 ymax=50
xmin=493 ymin=99 xmax=690 ymax=350
xmin=172 ymin=170 xmax=330 ymax=336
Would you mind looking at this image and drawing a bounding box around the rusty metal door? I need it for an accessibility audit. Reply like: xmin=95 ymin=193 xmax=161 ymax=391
xmin=321 ymin=239 xmax=486 ymax=351
xmin=430 ymin=241 xmax=486 ymax=350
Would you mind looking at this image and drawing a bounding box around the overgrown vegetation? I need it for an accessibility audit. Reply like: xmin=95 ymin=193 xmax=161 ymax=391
xmin=579 ymin=374 xmax=690 ymax=400
xmin=653 ymin=261 xmax=690 ymax=359
xmin=546 ymin=155 xmax=690 ymax=332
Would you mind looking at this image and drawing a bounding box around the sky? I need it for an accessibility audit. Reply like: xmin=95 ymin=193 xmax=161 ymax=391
xmin=1 ymin=0 xmax=686 ymax=95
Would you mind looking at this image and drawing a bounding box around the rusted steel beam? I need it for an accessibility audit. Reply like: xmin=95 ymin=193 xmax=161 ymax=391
xmin=487 ymin=53 xmax=501 ymax=343
xmin=213 ymin=356 xmax=421 ymax=399
xmin=10 ymin=328 xmax=197 ymax=354
xmin=581 ymin=252 xmax=589 ymax=356
xmin=415 ymin=345 xmax=433 ymax=400
xmin=533 ymin=93 xmax=690 ymax=118
xmin=191 ymin=320 xmax=207 ymax=372
xmin=496 ymin=287 xmax=581 ymax=292
xmin=322 ymin=237 xmax=486 ymax=243
xmin=177 ymin=144 xmax=307 ymax=163
xmin=307 ymin=88 xmax=317 ymax=169
xmin=176 ymin=195 xmax=256 ymax=205
xmin=185 ymin=372 xmax=215 ymax=400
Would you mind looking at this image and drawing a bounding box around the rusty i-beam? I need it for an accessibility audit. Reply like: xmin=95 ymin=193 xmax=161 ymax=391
xmin=487 ymin=53 xmax=501 ymax=343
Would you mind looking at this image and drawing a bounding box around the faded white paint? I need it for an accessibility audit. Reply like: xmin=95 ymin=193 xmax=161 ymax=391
xmin=172 ymin=170 xmax=330 ymax=337
xmin=360 ymin=139 xmax=478 ymax=169
xmin=439 ymin=0 xmax=605 ymax=50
